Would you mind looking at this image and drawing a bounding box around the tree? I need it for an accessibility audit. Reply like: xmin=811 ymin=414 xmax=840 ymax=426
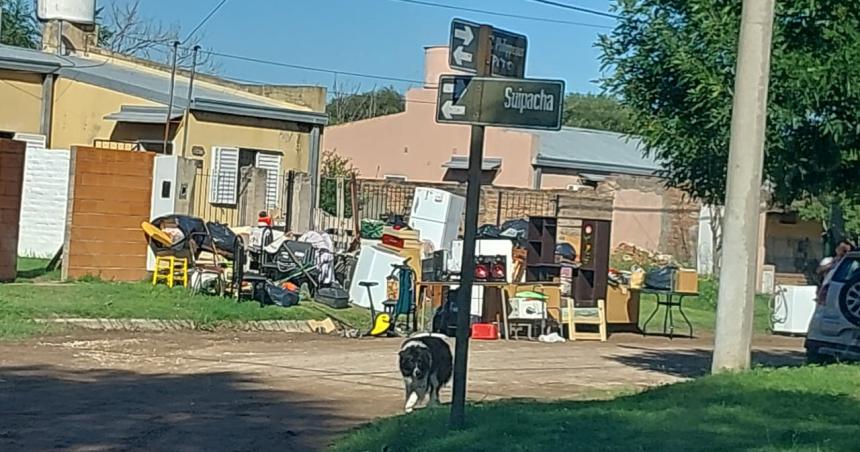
xmin=599 ymin=0 xmax=860 ymax=213
xmin=326 ymin=87 xmax=405 ymax=125
xmin=320 ymin=150 xmax=359 ymax=217
xmin=99 ymin=0 xmax=218 ymax=72
xmin=562 ymin=93 xmax=633 ymax=133
xmin=0 ymin=0 xmax=39 ymax=49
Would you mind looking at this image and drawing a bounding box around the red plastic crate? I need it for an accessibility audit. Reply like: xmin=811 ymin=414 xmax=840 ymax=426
xmin=471 ymin=323 xmax=499 ymax=340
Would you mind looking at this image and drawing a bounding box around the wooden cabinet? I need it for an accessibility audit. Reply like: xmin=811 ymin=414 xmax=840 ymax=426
xmin=606 ymin=285 xmax=640 ymax=325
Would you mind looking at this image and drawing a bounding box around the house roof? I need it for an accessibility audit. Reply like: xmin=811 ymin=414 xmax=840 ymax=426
xmin=531 ymin=127 xmax=661 ymax=176
xmin=103 ymin=105 xmax=182 ymax=124
xmin=0 ymin=45 xmax=328 ymax=126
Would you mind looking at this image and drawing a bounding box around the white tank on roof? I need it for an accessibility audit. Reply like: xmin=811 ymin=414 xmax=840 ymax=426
xmin=37 ymin=0 xmax=96 ymax=24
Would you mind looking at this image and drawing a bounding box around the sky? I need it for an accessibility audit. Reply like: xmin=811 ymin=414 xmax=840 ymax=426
xmin=111 ymin=0 xmax=617 ymax=95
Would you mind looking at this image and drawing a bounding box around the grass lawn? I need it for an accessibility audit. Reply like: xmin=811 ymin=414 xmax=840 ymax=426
xmin=1 ymin=258 xmax=370 ymax=340
xmin=15 ymin=257 xmax=60 ymax=282
xmin=334 ymin=364 xmax=860 ymax=452
xmin=637 ymin=278 xmax=773 ymax=335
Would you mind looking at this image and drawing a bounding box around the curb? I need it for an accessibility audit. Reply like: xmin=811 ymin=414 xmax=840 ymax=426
xmin=35 ymin=318 xmax=314 ymax=333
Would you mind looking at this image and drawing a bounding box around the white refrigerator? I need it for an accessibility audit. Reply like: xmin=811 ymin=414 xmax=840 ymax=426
xmin=408 ymin=187 xmax=465 ymax=252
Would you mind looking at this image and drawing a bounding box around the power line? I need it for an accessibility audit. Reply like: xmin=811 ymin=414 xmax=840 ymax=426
xmin=116 ymin=35 xmax=428 ymax=86
xmin=184 ymin=0 xmax=230 ymax=43
xmin=386 ymin=0 xmax=612 ymax=29
xmin=529 ymin=0 xmax=619 ymax=20
xmin=206 ymin=49 xmax=427 ymax=85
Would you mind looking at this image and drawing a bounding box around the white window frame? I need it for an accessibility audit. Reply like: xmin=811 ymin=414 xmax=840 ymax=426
xmin=208 ymin=146 xmax=239 ymax=204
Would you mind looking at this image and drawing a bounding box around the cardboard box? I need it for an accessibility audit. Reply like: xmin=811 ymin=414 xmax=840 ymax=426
xmin=674 ymin=269 xmax=698 ymax=293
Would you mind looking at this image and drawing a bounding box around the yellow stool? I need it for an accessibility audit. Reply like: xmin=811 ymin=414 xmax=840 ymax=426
xmin=152 ymin=256 xmax=189 ymax=288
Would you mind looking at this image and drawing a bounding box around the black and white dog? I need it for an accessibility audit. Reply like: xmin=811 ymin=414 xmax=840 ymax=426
xmin=398 ymin=333 xmax=453 ymax=413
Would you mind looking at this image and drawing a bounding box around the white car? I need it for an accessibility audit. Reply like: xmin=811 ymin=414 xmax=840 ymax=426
xmin=805 ymin=251 xmax=860 ymax=363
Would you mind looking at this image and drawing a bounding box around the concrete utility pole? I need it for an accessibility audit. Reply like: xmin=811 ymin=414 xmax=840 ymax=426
xmin=163 ymin=41 xmax=180 ymax=155
xmin=712 ymin=0 xmax=776 ymax=373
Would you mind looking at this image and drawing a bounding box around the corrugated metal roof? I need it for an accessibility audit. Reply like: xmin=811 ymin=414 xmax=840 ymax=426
xmin=442 ymin=155 xmax=503 ymax=171
xmin=531 ymin=126 xmax=661 ymax=176
xmin=0 ymin=45 xmax=328 ymax=126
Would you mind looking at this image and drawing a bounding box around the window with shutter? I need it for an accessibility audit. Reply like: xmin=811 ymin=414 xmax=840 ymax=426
xmin=209 ymin=146 xmax=239 ymax=204
xmin=255 ymin=152 xmax=282 ymax=210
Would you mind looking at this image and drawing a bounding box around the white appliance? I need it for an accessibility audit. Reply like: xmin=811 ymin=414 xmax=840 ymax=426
xmin=38 ymin=0 xmax=96 ymax=24
xmin=349 ymin=244 xmax=404 ymax=311
xmin=408 ymin=187 xmax=465 ymax=252
xmin=772 ymin=285 xmax=818 ymax=334
xmin=147 ymin=156 xmax=198 ymax=270
xmin=448 ymin=239 xmax=515 ymax=316
xmin=509 ymin=298 xmax=546 ymax=320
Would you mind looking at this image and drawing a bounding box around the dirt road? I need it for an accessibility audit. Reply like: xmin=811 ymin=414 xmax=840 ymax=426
xmin=0 ymin=332 xmax=803 ymax=451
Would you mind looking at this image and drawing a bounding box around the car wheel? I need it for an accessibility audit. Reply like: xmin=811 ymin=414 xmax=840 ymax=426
xmin=838 ymin=277 xmax=860 ymax=327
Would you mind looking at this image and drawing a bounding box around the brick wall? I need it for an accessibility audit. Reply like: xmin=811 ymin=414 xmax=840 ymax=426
xmin=18 ymin=148 xmax=71 ymax=258
xmin=0 ymin=140 xmax=25 ymax=282
xmin=63 ymin=147 xmax=154 ymax=281
xmin=609 ymin=175 xmax=700 ymax=263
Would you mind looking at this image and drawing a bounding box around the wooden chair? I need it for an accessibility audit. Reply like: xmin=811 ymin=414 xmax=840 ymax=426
xmin=564 ymin=298 xmax=607 ymax=342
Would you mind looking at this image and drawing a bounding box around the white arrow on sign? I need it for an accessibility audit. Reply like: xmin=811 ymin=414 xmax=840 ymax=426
xmin=454 ymin=26 xmax=474 ymax=46
xmin=452 ymin=46 xmax=473 ymax=66
xmin=441 ymin=100 xmax=466 ymax=119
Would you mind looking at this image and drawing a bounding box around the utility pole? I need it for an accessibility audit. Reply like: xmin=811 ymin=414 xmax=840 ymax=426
xmin=163 ymin=41 xmax=180 ymax=155
xmin=712 ymin=0 xmax=776 ymax=373
xmin=181 ymin=45 xmax=201 ymax=157
xmin=449 ymin=24 xmax=492 ymax=430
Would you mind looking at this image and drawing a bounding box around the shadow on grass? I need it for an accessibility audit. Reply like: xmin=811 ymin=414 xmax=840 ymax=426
xmin=611 ymin=346 xmax=805 ymax=378
xmin=334 ymin=366 xmax=860 ymax=452
xmin=0 ymin=365 xmax=358 ymax=450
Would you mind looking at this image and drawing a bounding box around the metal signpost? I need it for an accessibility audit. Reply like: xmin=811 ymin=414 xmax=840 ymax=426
xmin=449 ymin=19 xmax=528 ymax=79
xmin=442 ymin=19 xmax=564 ymax=429
xmin=436 ymin=76 xmax=565 ymax=131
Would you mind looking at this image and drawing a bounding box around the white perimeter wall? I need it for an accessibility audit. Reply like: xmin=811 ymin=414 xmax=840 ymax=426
xmin=18 ymin=148 xmax=70 ymax=258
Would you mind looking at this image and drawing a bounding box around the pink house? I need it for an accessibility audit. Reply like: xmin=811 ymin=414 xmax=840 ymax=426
xmin=324 ymin=46 xmax=700 ymax=262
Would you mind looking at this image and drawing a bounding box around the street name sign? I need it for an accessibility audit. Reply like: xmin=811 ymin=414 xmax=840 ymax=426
xmin=449 ymin=19 xmax=528 ymax=78
xmin=436 ymin=75 xmax=565 ymax=131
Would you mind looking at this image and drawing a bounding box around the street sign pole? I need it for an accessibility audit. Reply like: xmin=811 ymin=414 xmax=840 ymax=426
xmin=449 ymin=24 xmax=492 ymax=430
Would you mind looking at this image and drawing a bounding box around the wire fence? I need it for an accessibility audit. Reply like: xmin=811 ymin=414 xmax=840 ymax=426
xmin=186 ymin=170 xmax=565 ymax=243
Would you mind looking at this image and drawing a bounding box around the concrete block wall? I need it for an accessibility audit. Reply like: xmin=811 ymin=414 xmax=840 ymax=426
xmin=18 ymin=148 xmax=71 ymax=258
xmin=0 ymin=140 xmax=26 ymax=282
xmin=63 ymin=147 xmax=154 ymax=281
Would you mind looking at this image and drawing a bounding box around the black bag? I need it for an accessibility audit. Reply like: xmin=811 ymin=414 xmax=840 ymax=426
xmin=206 ymin=222 xmax=239 ymax=259
xmin=261 ymin=283 xmax=299 ymax=308
xmin=477 ymin=224 xmax=501 ymax=239
xmin=644 ymin=266 xmax=677 ymax=291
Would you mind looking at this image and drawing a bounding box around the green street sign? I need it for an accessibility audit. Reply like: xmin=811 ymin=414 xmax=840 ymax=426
xmin=436 ymin=75 xmax=565 ymax=131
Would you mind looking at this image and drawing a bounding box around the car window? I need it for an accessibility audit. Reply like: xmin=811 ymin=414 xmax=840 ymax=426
xmin=832 ymin=257 xmax=860 ymax=283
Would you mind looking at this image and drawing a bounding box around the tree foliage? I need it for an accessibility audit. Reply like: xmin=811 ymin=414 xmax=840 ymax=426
xmin=599 ymin=0 xmax=860 ymax=207
xmin=326 ymin=87 xmax=405 ymax=125
xmin=563 ymin=93 xmax=633 ymax=133
xmin=320 ymin=150 xmax=359 ymax=217
xmin=0 ymin=0 xmax=39 ymax=49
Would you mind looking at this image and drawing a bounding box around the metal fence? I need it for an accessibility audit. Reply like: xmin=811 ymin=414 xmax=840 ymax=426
xmin=314 ymin=177 xmax=564 ymax=235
